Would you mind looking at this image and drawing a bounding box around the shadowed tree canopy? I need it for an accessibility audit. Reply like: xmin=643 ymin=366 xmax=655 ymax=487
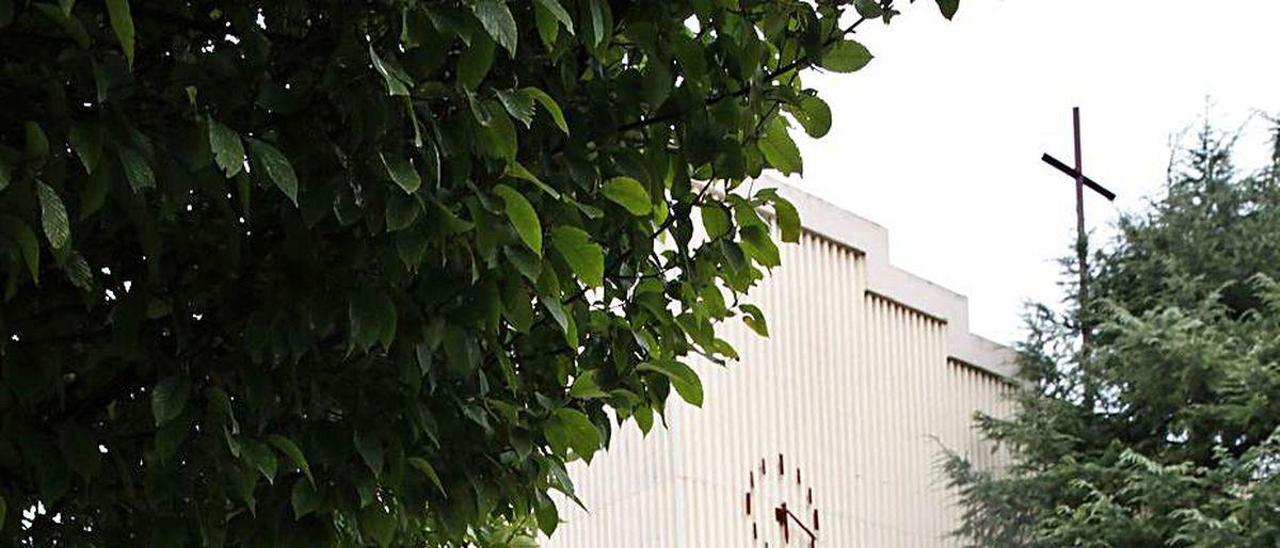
xmin=0 ymin=0 xmax=959 ymax=544
xmin=945 ymin=123 xmax=1280 ymax=547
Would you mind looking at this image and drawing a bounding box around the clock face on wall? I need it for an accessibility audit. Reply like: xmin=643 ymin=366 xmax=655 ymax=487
xmin=744 ymin=454 xmax=820 ymax=546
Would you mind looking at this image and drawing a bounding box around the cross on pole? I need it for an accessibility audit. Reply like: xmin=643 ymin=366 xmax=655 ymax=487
xmin=1041 ymin=107 xmax=1116 ymax=348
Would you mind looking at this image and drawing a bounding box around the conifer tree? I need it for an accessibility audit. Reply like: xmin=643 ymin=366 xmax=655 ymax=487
xmin=946 ymin=122 xmax=1280 ymax=547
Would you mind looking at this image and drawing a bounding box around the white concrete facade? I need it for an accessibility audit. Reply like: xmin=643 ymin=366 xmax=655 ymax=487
xmin=545 ymin=181 xmax=1015 ymax=547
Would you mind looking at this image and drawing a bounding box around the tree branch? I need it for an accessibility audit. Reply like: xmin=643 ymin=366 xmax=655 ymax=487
xmin=616 ymin=15 xmax=870 ymax=134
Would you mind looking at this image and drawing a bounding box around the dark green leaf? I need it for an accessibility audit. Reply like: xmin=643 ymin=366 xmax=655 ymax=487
xmin=535 ymin=494 xmax=559 ymax=536
xmin=788 ymin=95 xmax=832 ymax=139
xmin=601 ymin=177 xmax=652 ymax=216
xmin=740 ymin=225 xmax=781 ymax=268
xmin=854 ymin=0 xmax=884 ymax=18
xmin=354 ymin=431 xmax=384 ymax=477
xmin=534 ymin=2 xmax=560 ymax=49
xmin=545 ymin=408 xmax=601 ymax=461
xmin=385 ymin=191 xmax=420 ymax=232
xmin=395 ymin=225 xmax=429 ymax=268
xmin=634 ymin=405 xmax=654 ymax=434
xmin=541 ymin=294 xmax=578 ymax=348
xmin=699 ymin=204 xmax=731 ymax=239
xmin=207 ymin=386 xmax=238 ymax=430
xmin=642 ymin=58 xmax=673 ymax=109
xmin=522 ymin=87 xmax=569 ymax=134
xmin=505 ymin=245 xmax=543 ymax=282
xmin=63 ymin=252 xmax=92 ymax=290
xmin=80 ymin=164 xmax=109 ymax=219
xmin=208 ymin=118 xmax=245 ymax=178
xmin=380 ymin=152 xmax=421 ymax=194
xmin=820 ymin=40 xmax=873 ymax=73
xmin=670 ymin=33 xmax=705 ymax=84
xmin=473 ymin=0 xmax=518 ymax=57
xmin=457 ymin=33 xmax=495 ymax=90
xmin=349 ymin=290 xmax=396 ymax=351
xmin=435 ymin=201 xmax=475 ymax=234
xmin=550 ymin=226 xmax=603 ymax=287
xmin=105 ymin=0 xmax=134 ymax=65
xmin=152 ymin=375 xmax=190 ymax=427
xmin=242 ymin=439 xmax=278 ymax=484
xmin=24 ymin=121 xmax=49 ymax=159
xmin=291 ymin=477 xmax=321 ymax=520
xmin=360 ymin=505 xmax=396 ymax=548
xmin=533 ymin=0 xmax=574 ymax=35
xmin=33 ymin=3 xmax=89 ymax=48
xmin=568 ymin=370 xmax=608 ymax=399
xmin=759 ymin=118 xmax=803 ymax=175
xmin=936 ymin=0 xmax=960 ymax=20
xmin=639 ymin=360 xmax=703 ymax=407
xmin=369 ymin=46 xmax=411 ymax=97
xmin=0 ymin=215 xmax=39 ymax=282
xmin=771 ymin=195 xmax=801 ymax=243
xmin=408 ymin=457 xmax=446 ymax=495
xmin=36 ymin=181 xmax=70 ymax=249
xmin=497 ymin=89 xmax=535 ymax=128
xmin=493 ymin=184 xmax=542 ymax=255
xmin=116 ymin=147 xmax=155 ymax=192
xmin=68 ymin=122 xmax=103 ymax=174
xmin=228 ymin=462 xmax=257 ymax=510
xmin=267 ymin=435 xmax=313 ymax=486
xmin=476 ymin=105 xmax=517 ymax=160
xmin=155 ymin=416 xmax=189 ymax=463
xmin=740 ymin=303 xmax=769 ymax=337
xmin=505 ymin=161 xmax=561 ymax=198
xmin=587 ymin=0 xmax=606 ymax=47
xmin=248 ymin=139 xmax=298 ymax=206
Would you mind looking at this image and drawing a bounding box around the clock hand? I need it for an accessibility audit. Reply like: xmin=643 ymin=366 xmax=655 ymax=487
xmin=781 ymin=506 xmax=817 ymax=540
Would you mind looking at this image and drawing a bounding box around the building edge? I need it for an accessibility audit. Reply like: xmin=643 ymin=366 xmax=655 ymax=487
xmin=762 ymin=176 xmax=1020 ymax=379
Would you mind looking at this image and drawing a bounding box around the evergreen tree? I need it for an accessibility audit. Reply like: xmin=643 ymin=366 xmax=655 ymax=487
xmin=945 ymin=122 xmax=1280 ymax=547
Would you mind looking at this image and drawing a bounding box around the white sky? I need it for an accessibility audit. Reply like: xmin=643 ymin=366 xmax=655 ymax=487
xmin=785 ymin=0 xmax=1280 ymax=344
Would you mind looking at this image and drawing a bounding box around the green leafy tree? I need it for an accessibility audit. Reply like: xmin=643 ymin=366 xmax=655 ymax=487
xmin=945 ymin=123 xmax=1280 ymax=547
xmin=0 ymin=0 xmax=960 ymax=544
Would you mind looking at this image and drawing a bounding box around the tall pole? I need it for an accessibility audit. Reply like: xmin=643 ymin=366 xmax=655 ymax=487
xmin=1073 ymin=107 xmax=1089 ymax=348
xmin=1042 ymin=110 xmax=1116 ymax=348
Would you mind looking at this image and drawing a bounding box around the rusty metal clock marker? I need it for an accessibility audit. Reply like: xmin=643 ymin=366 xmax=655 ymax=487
xmin=747 ymin=455 xmax=819 ymax=545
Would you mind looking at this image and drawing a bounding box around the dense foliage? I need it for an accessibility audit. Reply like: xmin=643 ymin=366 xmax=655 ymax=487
xmin=0 ymin=0 xmax=960 ymax=544
xmin=945 ymin=123 xmax=1280 ymax=547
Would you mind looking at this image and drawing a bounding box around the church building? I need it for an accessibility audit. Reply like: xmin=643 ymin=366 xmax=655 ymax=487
xmin=545 ymin=180 xmax=1016 ymax=547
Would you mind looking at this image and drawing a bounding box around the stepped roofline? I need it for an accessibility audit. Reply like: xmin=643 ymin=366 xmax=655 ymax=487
xmin=764 ymin=176 xmax=1018 ymax=379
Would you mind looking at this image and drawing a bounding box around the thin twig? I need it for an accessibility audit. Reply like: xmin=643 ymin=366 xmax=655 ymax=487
xmin=616 ymin=15 xmax=870 ymax=134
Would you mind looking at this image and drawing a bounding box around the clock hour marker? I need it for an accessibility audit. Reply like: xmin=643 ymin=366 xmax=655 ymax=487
xmin=746 ymin=455 xmax=818 ymax=545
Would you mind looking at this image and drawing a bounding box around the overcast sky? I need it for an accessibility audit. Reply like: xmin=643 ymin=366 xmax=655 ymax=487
xmin=783 ymin=0 xmax=1280 ymax=344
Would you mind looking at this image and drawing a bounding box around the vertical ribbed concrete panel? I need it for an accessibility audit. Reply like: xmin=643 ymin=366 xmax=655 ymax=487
xmin=546 ymin=187 xmax=1014 ymax=547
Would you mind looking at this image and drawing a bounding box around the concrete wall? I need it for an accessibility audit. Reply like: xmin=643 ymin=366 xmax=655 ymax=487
xmin=545 ymin=182 xmax=1015 ymax=547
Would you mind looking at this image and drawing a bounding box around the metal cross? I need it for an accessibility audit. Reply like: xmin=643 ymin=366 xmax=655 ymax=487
xmin=1041 ymin=107 xmax=1116 ymax=347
